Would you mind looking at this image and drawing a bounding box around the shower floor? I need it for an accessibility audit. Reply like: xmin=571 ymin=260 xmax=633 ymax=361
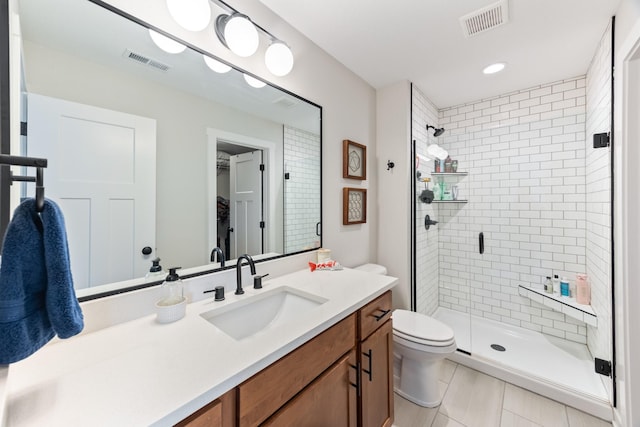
xmin=432 ymin=307 xmax=611 ymax=419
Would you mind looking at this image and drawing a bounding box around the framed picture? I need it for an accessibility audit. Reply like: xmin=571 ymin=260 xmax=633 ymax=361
xmin=343 ymin=187 xmax=367 ymax=225
xmin=343 ymin=139 xmax=367 ymax=180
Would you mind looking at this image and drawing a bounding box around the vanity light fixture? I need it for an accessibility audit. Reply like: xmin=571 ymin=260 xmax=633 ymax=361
xmin=243 ymin=74 xmax=267 ymax=88
xmin=166 ymin=0 xmax=212 ymax=32
xmin=148 ymin=29 xmax=187 ymax=54
xmin=203 ymin=55 xmax=231 ymax=73
xmin=212 ymin=1 xmax=295 ymax=76
xmin=215 ymin=13 xmax=259 ymax=58
xmin=162 ymin=0 xmax=296 ymax=76
xmin=483 ymin=62 xmax=506 ymax=74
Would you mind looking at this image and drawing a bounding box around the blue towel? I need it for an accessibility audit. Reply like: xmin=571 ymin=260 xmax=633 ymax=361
xmin=0 ymin=198 xmax=83 ymax=364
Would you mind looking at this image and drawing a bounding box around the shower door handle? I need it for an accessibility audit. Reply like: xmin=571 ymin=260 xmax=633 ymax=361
xmin=479 ymin=232 xmax=484 ymax=254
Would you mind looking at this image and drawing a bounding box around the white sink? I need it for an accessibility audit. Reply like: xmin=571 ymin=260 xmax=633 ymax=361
xmin=200 ymin=286 xmax=328 ymax=340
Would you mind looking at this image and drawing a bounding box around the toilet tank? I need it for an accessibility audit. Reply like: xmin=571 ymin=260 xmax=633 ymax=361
xmin=354 ymin=263 xmax=387 ymax=275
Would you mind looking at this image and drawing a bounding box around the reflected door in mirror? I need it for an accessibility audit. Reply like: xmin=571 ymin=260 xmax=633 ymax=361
xmin=26 ymin=93 xmax=157 ymax=289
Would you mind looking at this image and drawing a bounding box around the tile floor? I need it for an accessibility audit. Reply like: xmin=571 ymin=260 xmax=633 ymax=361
xmin=393 ymin=360 xmax=612 ymax=427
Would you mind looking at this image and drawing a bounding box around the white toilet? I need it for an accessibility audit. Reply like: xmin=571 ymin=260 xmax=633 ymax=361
xmin=392 ymin=309 xmax=456 ymax=407
xmin=354 ymin=263 xmax=456 ymax=408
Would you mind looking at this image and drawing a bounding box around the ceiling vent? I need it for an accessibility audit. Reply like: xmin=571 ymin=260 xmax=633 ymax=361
xmin=272 ymin=96 xmax=297 ymax=108
xmin=460 ymin=0 xmax=509 ymax=37
xmin=123 ymin=49 xmax=171 ymax=72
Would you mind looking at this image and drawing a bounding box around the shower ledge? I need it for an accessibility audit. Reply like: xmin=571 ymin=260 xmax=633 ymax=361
xmin=518 ymin=285 xmax=597 ymax=327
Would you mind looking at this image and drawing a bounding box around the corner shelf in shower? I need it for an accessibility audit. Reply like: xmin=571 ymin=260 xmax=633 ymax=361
xmin=518 ymin=285 xmax=597 ymax=327
xmin=432 ymin=199 xmax=468 ymax=204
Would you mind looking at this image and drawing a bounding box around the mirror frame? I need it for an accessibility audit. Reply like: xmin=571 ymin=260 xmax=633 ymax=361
xmin=0 ymin=0 xmax=323 ymax=301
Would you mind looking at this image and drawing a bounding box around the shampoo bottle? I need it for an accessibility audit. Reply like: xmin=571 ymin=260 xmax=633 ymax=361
xmin=433 ymin=180 xmax=441 ymax=200
xmin=560 ymin=277 xmax=570 ymax=297
xmin=544 ymin=276 xmax=553 ymax=294
xmin=552 ymin=275 xmax=560 ymax=295
xmin=576 ymin=274 xmax=591 ymax=304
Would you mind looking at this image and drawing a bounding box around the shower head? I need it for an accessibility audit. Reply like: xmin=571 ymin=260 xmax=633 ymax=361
xmin=426 ymin=124 xmax=445 ymax=137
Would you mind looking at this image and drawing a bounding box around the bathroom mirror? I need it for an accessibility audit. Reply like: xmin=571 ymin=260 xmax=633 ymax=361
xmin=9 ymin=0 xmax=322 ymax=297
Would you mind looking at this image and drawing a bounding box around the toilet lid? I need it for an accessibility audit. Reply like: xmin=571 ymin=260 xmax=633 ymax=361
xmin=393 ymin=309 xmax=454 ymax=343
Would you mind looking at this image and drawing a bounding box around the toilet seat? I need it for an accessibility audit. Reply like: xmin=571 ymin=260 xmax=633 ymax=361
xmin=394 ymin=329 xmax=455 ymax=348
xmin=393 ymin=309 xmax=455 ymax=347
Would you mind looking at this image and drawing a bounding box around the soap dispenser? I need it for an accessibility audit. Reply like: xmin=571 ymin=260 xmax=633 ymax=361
xmin=145 ymin=257 xmax=165 ymax=282
xmin=155 ymin=267 xmax=187 ymax=324
xmin=159 ymin=267 xmax=184 ymax=306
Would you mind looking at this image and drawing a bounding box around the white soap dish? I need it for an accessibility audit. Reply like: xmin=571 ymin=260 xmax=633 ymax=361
xmin=155 ymin=296 xmax=187 ymax=324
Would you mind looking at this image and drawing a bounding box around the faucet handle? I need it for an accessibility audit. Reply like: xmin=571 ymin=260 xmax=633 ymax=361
xmin=203 ymin=285 xmax=226 ymax=301
xmin=253 ymin=274 xmax=269 ymax=289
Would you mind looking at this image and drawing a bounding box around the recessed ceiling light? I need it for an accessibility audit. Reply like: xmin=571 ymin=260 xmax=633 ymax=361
xmin=483 ymin=62 xmax=506 ymax=74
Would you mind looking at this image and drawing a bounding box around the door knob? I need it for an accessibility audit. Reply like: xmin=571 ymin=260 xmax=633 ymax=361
xmin=141 ymin=246 xmax=153 ymax=255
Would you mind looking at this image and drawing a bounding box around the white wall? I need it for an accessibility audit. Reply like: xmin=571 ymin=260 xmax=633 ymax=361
xmin=376 ymin=81 xmax=411 ymax=310
xmin=98 ymin=0 xmax=378 ymax=270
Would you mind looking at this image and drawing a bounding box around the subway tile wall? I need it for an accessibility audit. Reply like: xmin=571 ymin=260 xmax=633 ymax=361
xmin=585 ymin=22 xmax=613 ymax=388
xmin=283 ymin=126 xmax=321 ymax=253
xmin=438 ymin=76 xmax=590 ymax=343
xmin=413 ymin=85 xmax=440 ymax=317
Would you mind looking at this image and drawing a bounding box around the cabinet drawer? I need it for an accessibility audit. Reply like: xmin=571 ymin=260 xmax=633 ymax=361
xmin=238 ymin=313 xmax=356 ymax=427
xmin=359 ymin=291 xmax=392 ymax=340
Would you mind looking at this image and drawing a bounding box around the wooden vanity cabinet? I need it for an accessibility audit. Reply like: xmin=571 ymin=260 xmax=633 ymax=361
xmin=177 ymin=290 xmax=393 ymax=427
xmin=357 ymin=291 xmax=394 ymax=427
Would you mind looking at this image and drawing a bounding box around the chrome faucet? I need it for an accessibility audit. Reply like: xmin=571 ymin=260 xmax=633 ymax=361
xmin=235 ymin=254 xmax=256 ymax=295
xmin=210 ymin=247 xmax=225 ymax=267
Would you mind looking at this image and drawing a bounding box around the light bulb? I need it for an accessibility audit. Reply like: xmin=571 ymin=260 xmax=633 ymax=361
xmin=224 ymin=14 xmax=259 ymax=57
xmin=166 ymin=0 xmax=211 ymax=32
xmin=149 ymin=29 xmax=186 ymax=54
xmin=243 ymin=74 xmax=266 ymax=88
xmin=203 ymin=55 xmax=231 ymax=73
xmin=265 ymin=41 xmax=294 ymax=77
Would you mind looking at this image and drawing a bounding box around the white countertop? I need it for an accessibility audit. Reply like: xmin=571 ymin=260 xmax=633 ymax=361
xmin=4 ymin=267 xmax=397 ymax=426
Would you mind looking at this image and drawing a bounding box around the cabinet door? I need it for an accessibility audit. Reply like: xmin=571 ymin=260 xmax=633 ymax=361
xmin=360 ymin=319 xmax=393 ymax=427
xmin=262 ymin=351 xmax=357 ymax=427
xmin=176 ymin=389 xmax=236 ymax=427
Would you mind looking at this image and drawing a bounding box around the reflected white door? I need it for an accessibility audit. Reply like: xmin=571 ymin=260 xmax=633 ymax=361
xmin=26 ymin=93 xmax=156 ymax=289
xmin=229 ymin=150 xmax=263 ymax=258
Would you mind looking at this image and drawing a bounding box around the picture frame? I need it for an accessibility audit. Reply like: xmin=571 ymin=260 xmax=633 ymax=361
xmin=343 ymin=139 xmax=367 ymax=180
xmin=343 ymin=187 xmax=367 ymax=225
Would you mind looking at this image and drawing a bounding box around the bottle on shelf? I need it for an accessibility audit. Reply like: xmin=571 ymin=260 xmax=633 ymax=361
xmin=544 ymin=276 xmax=553 ymax=294
xmin=552 ymin=275 xmax=560 ymax=295
xmin=560 ymin=277 xmax=570 ymax=297
xmin=576 ymin=274 xmax=591 ymax=304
